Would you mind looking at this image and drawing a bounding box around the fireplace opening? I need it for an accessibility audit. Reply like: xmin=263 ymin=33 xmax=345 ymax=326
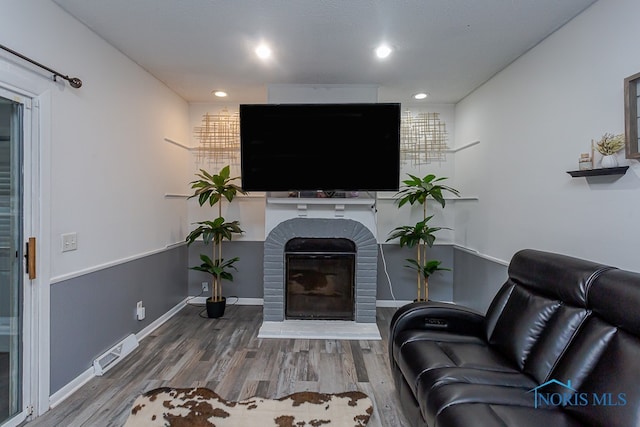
xmin=285 ymin=238 xmax=356 ymax=320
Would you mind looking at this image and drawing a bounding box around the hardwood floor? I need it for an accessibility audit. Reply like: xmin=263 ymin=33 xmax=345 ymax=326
xmin=25 ymin=304 xmax=410 ymax=426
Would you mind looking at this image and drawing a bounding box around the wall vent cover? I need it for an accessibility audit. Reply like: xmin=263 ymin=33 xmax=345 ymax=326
xmin=93 ymin=333 xmax=138 ymax=376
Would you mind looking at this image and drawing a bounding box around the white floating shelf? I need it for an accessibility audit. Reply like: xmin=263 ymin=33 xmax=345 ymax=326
xmin=444 ymin=140 xmax=481 ymax=153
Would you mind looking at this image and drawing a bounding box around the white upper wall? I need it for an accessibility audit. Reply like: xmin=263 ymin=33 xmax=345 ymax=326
xmin=454 ymin=0 xmax=640 ymax=271
xmin=1 ymin=0 xmax=191 ymax=279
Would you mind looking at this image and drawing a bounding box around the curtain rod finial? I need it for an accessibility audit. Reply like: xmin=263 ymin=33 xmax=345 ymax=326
xmin=69 ymin=77 xmax=82 ymax=88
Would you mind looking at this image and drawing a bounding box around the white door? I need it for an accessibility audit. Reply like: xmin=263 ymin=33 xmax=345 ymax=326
xmin=0 ymin=89 xmax=34 ymax=427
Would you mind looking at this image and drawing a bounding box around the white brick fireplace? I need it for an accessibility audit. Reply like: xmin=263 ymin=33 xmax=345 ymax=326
xmin=258 ymin=196 xmax=381 ymax=339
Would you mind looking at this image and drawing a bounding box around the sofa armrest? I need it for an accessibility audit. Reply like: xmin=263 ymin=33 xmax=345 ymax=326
xmin=388 ymin=302 xmax=487 ymax=373
xmin=390 ymin=301 xmax=486 ymax=343
xmin=390 ymin=301 xmax=485 ymax=336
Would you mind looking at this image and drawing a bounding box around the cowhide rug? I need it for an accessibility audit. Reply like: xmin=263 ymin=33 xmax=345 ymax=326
xmin=124 ymin=387 xmax=373 ymax=427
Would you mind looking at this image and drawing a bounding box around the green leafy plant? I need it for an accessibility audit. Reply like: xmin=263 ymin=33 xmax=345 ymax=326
xmin=185 ymin=218 xmax=243 ymax=246
xmin=190 ymin=254 xmax=239 ymax=283
xmin=394 ymin=173 xmax=460 ymax=211
xmin=186 ymin=165 xmax=247 ymax=302
xmin=387 ymin=216 xmax=448 ymax=249
xmin=405 ymin=259 xmax=451 ymax=280
xmin=386 ymin=173 xmax=459 ymax=301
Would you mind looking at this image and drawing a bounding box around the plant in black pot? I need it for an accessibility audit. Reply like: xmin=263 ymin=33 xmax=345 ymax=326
xmin=186 ymin=166 xmax=246 ymax=318
xmin=386 ymin=173 xmax=459 ymax=302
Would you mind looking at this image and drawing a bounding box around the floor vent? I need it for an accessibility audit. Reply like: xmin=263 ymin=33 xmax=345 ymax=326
xmin=93 ymin=333 xmax=138 ymax=376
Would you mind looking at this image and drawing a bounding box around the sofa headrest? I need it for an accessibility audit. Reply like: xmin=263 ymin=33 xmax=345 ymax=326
xmin=589 ymin=268 xmax=640 ymax=334
xmin=508 ymin=249 xmax=612 ymax=307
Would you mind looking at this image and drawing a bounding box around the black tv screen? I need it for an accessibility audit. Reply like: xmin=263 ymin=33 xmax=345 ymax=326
xmin=239 ymin=103 xmax=401 ymax=192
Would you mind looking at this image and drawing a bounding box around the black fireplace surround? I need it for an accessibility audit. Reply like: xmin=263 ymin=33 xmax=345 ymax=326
xmin=285 ymin=238 xmax=355 ymax=320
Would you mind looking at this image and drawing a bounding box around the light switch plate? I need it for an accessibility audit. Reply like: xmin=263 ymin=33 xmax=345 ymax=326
xmin=61 ymin=232 xmax=78 ymax=252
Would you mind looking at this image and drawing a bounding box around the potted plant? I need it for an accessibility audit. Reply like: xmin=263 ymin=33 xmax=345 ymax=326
xmin=185 ymin=165 xmax=247 ymax=318
xmin=594 ymin=132 xmax=625 ymax=168
xmin=386 ymin=173 xmax=459 ymax=302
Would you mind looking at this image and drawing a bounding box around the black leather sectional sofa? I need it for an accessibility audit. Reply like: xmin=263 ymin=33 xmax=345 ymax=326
xmin=389 ymin=249 xmax=640 ymax=427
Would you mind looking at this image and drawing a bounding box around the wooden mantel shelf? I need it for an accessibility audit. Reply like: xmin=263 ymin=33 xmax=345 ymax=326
xmin=566 ymin=166 xmax=629 ymax=178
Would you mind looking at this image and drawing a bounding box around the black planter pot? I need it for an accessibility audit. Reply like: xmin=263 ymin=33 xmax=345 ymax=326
xmin=206 ymin=297 xmax=226 ymax=318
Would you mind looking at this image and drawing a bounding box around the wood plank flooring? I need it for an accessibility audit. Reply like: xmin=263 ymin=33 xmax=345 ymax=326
xmin=24 ymin=304 xmax=410 ymax=427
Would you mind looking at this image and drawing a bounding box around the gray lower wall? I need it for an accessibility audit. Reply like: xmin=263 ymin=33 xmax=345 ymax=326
xmin=377 ymin=244 xmax=454 ymax=302
xmin=188 ymin=241 xmax=265 ymax=299
xmin=452 ymin=247 xmax=509 ymax=314
xmin=50 ymin=244 xmax=187 ymax=394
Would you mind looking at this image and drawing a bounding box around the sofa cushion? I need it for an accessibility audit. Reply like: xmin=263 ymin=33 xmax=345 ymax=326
xmin=397 ymin=338 xmax=518 ymax=397
xmin=435 ymin=403 xmax=583 ymax=427
xmin=544 ymin=317 xmax=615 ymax=393
xmin=415 ymin=367 xmax=536 ymax=411
xmin=483 ymin=282 xmax=515 ymax=338
xmin=522 ymin=304 xmax=589 ymax=383
xmin=488 ymin=285 xmax=561 ymax=369
xmin=423 ymin=383 xmax=534 ymax=426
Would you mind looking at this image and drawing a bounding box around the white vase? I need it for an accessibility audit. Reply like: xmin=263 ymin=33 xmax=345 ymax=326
xmin=601 ymin=154 xmax=618 ymax=168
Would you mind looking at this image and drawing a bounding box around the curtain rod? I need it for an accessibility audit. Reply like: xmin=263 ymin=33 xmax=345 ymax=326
xmin=0 ymin=44 xmax=82 ymax=88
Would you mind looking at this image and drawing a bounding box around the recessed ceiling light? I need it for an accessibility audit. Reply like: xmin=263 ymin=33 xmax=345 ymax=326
xmin=375 ymin=44 xmax=392 ymax=59
xmin=413 ymin=92 xmax=428 ymax=100
xmin=255 ymin=44 xmax=272 ymax=59
xmin=213 ymin=91 xmax=228 ymax=97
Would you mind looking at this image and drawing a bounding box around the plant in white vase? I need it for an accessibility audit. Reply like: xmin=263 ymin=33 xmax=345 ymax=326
xmin=595 ymin=133 xmax=625 ymax=168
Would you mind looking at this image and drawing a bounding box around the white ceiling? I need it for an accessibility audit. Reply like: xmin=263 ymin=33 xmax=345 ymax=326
xmin=52 ymin=0 xmax=597 ymax=104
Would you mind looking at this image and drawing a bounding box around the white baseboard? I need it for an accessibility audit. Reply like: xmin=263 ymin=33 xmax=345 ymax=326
xmin=136 ymin=299 xmax=187 ymax=341
xmin=48 ymin=297 xmax=189 ymax=409
xmin=375 ymin=300 xmax=455 ymax=307
xmin=187 ymin=297 xmax=264 ymax=306
xmin=187 ymin=298 xmax=427 ymax=308
xmin=187 ymin=298 xmax=418 ymax=308
xmin=376 ymin=300 xmax=413 ymax=307
xmin=49 ymin=366 xmax=94 ymax=409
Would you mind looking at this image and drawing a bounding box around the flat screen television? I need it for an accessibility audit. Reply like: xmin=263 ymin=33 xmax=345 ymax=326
xmin=239 ymin=103 xmax=401 ymax=192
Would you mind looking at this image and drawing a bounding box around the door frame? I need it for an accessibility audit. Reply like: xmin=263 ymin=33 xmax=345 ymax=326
xmin=0 ymin=83 xmax=51 ymax=425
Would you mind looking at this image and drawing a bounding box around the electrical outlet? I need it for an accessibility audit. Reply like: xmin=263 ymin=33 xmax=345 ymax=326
xmin=201 ymin=282 xmax=208 ymax=292
xmin=136 ymin=301 xmax=145 ymax=321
